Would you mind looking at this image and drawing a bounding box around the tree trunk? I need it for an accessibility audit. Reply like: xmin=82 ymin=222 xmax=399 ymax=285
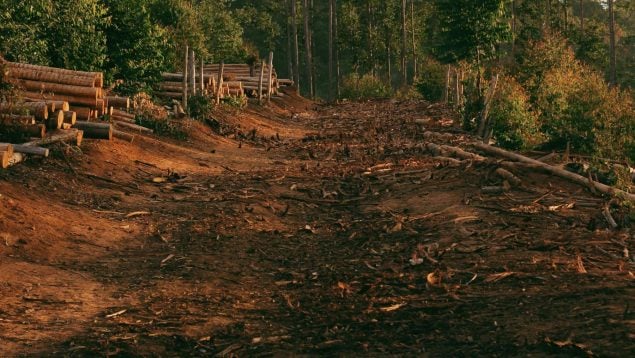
xmin=216 ymin=61 xmax=224 ymax=105
xmin=287 ymin=0 xmax=294 ymax=81
xmin=334 ymin=0 xmax=341 ymax=98
xmin=328 ymin=0 xmax=334 ymax=102
xmin=579 ymin=0 xmax=584 ymax=32
xmin=608 ymin=0 xmax=617 ymax=86
xmin=302 ymin=0 xmax=314 ymax=98
xmin=267 ymin=52 xmax=274 ymax=103
xmin=258 ymin=60 xmax=265 ymax=104
xmin=291 ymin=0 xmax=300 ymax=95
xmin=189 ymin=49 xmax=196 ymax=96
xmin=444 ymin=65 xmax=450 ymax=104
xmin=401 ymin=0 xmax=408 ymax=87
xmin=182 ymin=45 xmax=188 ymax=109
xmin=410 ymin=0 xmax=417 ymax=81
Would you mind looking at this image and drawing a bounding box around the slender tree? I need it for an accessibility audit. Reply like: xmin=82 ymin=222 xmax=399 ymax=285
xmin=411 ymin=0 xmax=417 ymax=81
xmin=401 ymin=0 xmax=408 ymax=87
xmin=302 ymin=0 xmax=314 ymax=98
xmin=329 ymin=0 xmax=334 ymax=101
xmin=291 ymin=0 xmax=300 ymax=94
xmin=608 ymin=0 xmax=617 ymax=86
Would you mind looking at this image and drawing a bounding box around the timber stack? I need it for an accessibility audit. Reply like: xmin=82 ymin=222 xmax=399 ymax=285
xmin=157 ymin=63 xmax=294 ymax=101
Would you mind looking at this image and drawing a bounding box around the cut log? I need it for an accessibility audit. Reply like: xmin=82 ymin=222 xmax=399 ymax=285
xmin=473 ymin=143 xmax=635 ymax=202
xmin=111 ymin=115 xmax=135 ymax=124
xmin=6 ymin=67 xmax=99 ymax=87
xmin=0 ymin=150 xmax=9 ymax=169
xmin=0 ymin=114 xmax=36 ymax=125
xmin=96 ymin=99 xmax=105 ymax=116
xmin=72 ymin=121 xmax=112 ymax=140
xmin=63 ymin=111 xmax=76 ymax=125
xmin=426 ymin=142 xmax=486 ymax=161
xmin=70 ymin=106 xmax=92 ymax=120
xmin=1 ymin=102 xmax=48 ymax=121
xmin=9 ymin=78 xmax=100 ymax=99
xmin=22 ymin=91 xmax=97 ymax=108
xmin=494 ymin=168 xmax=522 ymax=187
xmin=113 ymin=120 xmax=153 ymax=134
xmin=156 ymin=91 xmax=182 ymax=99
xmin=47 ymin=110 xmax=64 ymax=130
xmin=106 ymin=96 xmax=130 ymax=110
xmin=45 ymin=100 xmax=69 ymax=111
xmin=0 ymin=143 xmax=14 ymax=157
xmin=112 ymin=109 xmax=134 ymax=119
xmin=113 ymin=129 xmax=135 ymax=143
xmin=20 ymin=128 xmax=83 ymax=147
xmin=12 ymin=144 xmax=49 ymax=157
xmin=6 ymin=62 xmax=102 ymax=87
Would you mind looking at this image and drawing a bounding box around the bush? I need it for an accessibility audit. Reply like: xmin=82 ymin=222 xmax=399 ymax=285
xmin=340 ymin=73 xmax=391 ymax=100
xmin=415 ymin=59 xmax=446 ymax=102
xmin=188 ymin=94 xmax=214 ymax=120
xmin=490 ymin=76 xmax=544 ymax=150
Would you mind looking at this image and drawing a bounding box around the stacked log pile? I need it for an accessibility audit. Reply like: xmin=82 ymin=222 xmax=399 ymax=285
xmin=156 ymin=63 xmax=294 ymax=101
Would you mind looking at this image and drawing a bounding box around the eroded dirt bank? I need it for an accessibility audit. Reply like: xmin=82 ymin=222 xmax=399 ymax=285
xmin=0 ymin=95 xmax=633 ymax=356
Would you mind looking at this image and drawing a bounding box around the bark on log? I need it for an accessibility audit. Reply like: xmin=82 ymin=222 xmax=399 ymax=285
xmin=106 ymin=96 xmax=130 ymax=110
xmin=9 ymin=78 xmax=100 ymax=99
xmin=113 ymin=120 xmax=153 ymax=134
xmin=1 ymin=102 xmax=48 ymax=121
xmin=44 ymin=101 xmax=69 ymax=111
xmin=0 ymin=114 xmax=36 ymax=125
xmin=7 ymin=67 xmax=98 ymax=87
xmin=6 ymin=62 xmax=102 ymax=86
xmin=20 ymin=128 xmax=83 ymax=147
xmin=22 ymin=91 xmax=97 ymax=108
xmin=494 ymin=168 xmax=522 ymax=187
xmin=112 ymin=109 xmax=134 ymax=119
xmin=72 ymin=121 xmax=112 ymax=140
xmin=473 ymin=143 xmax=635 ymax=202
xmin=113 ymin=129 xmax=135 ymax=143
xmin=70 ymin=106 xmax=92 ymax=120
xmin=111 ymin=115 xmax=135 ymax=124
xmin=12 ymin=144 xmax=49 ymax=157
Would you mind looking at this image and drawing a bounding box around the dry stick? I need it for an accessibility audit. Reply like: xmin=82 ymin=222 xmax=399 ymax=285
xmin=472 ymin=142 xmax=635 ymax=202
xmin=258 ymin=60 xmax=265 ymax=104
xmin=267 ymin=51 xmax=274 ymax=103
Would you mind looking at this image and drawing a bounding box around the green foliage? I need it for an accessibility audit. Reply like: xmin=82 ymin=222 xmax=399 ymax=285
xmin=222 ymin=95 xmax=247 ymax=110
xmin=47 ymin=0 xmax=109 ymax=71
xmin=432 ymin=0 xmax=510 ymax=64
xmin=489 ymin=76 xmax=544 ymax=150
xmin=136 ymin=115 xmax=187 ymax=140
xmin=0 ymin=0 xmax=53 ymax=65
xmin=187 ymin=94 xmax=214 ymax=120
xmin=415 ymin=59 xmax=446 ymax=102
xmin=105 ymin=0 xmax=169 ymax=90
xmin=340 ymin=73 xmax=391 ymax=100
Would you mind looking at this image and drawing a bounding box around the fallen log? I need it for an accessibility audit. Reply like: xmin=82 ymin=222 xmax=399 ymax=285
xmin=12 ymin=144 xmax=49 ymax=157
xmin=473 ymin=143 xmax=635 ymax=202
xmin=72 ymin=121 xmax=112 ymax=140
xmin=6 ymin=67 xmax=99 ymax=87
xmin=113 ymin=129 xmax=135 ymax=143
xmin=112 ymin=109 xmax=134 ymax=120
xmin=426 ymin=142 xmax=486 ymax=161
xmin=494 ymin=168 xmax=522 ymax=187
xmin=22 ymin=128 xmax=83 ymax=147
xmin=9 ymin=78 xmax=101 ymax=99
xmin=113 ymin=120 xmax=153 ymax=134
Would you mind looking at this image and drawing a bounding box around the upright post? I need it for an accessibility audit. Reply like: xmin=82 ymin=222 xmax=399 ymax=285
xmin=258 ymin=60 xmax=265 ymax=105
xmin=182 ymin=45 xmax=189 ymax=110
xmin=267 ymin=52 xmax=274 ymax=103
xmin=215 ymin=61 xmax=224 ymax=105
xmin=200 ymin=57 xmax=204 ymax=94
xmin=189 ymin=49 xmax=196 ymax=96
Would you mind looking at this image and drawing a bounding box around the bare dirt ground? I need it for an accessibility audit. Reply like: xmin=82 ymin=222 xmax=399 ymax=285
xmin=0 ymin=91 xmax=633 ymax=357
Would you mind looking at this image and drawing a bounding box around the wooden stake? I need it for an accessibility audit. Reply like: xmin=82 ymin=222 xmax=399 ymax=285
xmin=267 ymin=52 xmax=274 ymax=103
xmin=182 ymin=45 xmax=189 ymax=109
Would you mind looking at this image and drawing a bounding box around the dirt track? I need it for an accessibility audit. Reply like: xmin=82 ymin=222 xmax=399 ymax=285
xmin=0 ymin=94 xmax=633 ymax=356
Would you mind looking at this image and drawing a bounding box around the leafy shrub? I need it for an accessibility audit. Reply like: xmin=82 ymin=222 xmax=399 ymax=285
xmin=490 ymin=76 xmax=544 ymax=150
xmin=136 ymin=116 xmax=188 ymax=140
xmin=415 ymin=59 xmax=447 ymax=102
xmin=188 ymin=94 xmax=214 ymax=120
xmin=340 ymin=73 xmax=391 ymax=100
